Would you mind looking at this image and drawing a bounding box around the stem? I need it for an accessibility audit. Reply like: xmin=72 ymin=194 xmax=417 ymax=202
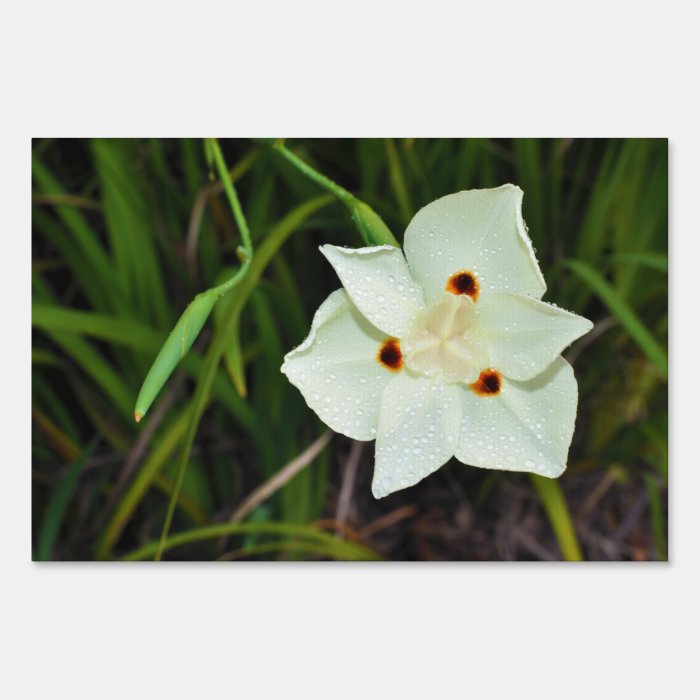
xmin=273 ymin=141 xmax=355 ymax=206
xmin=209 ymin=138 xmax=253 ymax=258
xmin=154 ymin=330 xmax=225 ymax=561
xmin=271 ymin=141 xmax=399 ymax=248
xmin=531 ymin=474 xmax=583 ymax=561
xmin=155 ymin=140 xmax=254 ymax=559
xmin=133 ymin=141 xmax=255 ymax=423
xmin=126 ymin=522 xmax=381 ymax=561
xmin=209 ymin=259 xmax=250 ymax=298
xmin=154 ymin=195 xmax=333 ymax=560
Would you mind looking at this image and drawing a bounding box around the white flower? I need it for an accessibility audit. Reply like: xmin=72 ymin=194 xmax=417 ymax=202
xmin=281 ymin=185 xmax=593 ymax=498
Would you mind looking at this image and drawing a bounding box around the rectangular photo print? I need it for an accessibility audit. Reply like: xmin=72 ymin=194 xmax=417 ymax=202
xmin=32 ymin=138 xmax=668 ymax=561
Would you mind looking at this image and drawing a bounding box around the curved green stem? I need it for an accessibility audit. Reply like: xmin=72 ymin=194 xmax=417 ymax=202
xmin=154 ymin=195 xmax=333 ymax=560
xmin=272 ymin=141 xmax=399 ymax=248
xmin=273 ymin=141 xmax=354 ymax=205
xmin=124 ymin=522 xmax=381 ymax=561
xmin=209 ymin=138 xmax=252 ymax=259
xmin=133 ymin=142 xmax=255 ymax=422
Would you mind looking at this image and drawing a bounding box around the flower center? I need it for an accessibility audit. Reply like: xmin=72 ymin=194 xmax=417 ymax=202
xmin=402 ymin=294 xmax=481 ymax=383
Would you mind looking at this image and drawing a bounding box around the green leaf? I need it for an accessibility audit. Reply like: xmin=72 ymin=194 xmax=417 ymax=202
xmin=564 ymin=259 xmax=668 ymax=379
xmin=32 ymin=304 xmax=256 ymax=432
xmin=213 ymin=275 xmax=247 ymax=397
xmin=606 ymin=252 xmax=668 ymax=273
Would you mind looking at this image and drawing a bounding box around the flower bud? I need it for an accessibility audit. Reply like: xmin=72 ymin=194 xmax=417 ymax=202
xmin=348 ymin=200 xmax=399 ymax=248
xmin=134 ymin=292 xmax=217 ymax=421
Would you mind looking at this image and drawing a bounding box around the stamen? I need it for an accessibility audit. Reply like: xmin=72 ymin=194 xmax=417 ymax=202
xmin=446 ymin=270 xmax=479 ymax=301
xmin=471 ymin=369 xmax=502 ymax=396
xmin=377 ymin=338 xmax=403 ymax=371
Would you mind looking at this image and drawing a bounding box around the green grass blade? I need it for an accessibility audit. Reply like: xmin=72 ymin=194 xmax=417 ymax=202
xmin=564 ymin=259 xmax=668 ymax=378
xmin=606 ymin=252 xmax=668 ymax=273
xmin=32 ymin=154 xmax=118 ymax=300
xmin=32 ymin=406 xmax=79 ymax=462
xmin=219 ymin=539 xmax=372 ymax=561
xmin=91 ymin=139 xmax=170 ymax=327
xmin=222 ymin=314 xmax=247 ymax=397
xmin=269 ymin=254 xmax=308 ymax=342
xmin=155 ymin=312 xmax=230 ymax=559
xmin=121 ymin=522 xmax=382 ymax=561
xmin=643 ymin=474 xmax=667 ymax=561
xmin=384 ymin=138 xmax=413 ymax=226
xmin=33 ymin=304 xmax=164 ymax=347
xmin=96 ymin=408 xmax=190 ymax=559
xmin=513 ymin=138 xmax=544 ymax=251
xmin=576 ymin=139 xmax=635 ymax=262
xmin=33 ymin=374 xmax=80 ymax=445
xmin=32 ymin=349 xmax=63 ymax=367
xmin=213 ymin=274 xmax=247 ymax=396
xmin=154 ymin=473 xmax=208 ymax=525
xmin=44 ymin=331 xmax=134 ymax=418
xmin=32 ymin=304 xmax=256 ymax=431
xmin=36 ymin=437 xmax=100 ymax=561
xmin=32 ymin=207 xmax=113 ymax=312
xmin=641 ymin=423 xmax=668 ymax=480
xmin=531 ymin=474 xmax=583 ymax=561
xmin=249 ymin=288 xmax=288 ymax=479
xmin=357 ymin=139 xmax=386 ymax=197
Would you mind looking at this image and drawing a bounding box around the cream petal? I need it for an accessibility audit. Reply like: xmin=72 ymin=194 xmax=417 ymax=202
xmin=403 ymin=185 xmax=546 ymax=303
xmin=281 ymin=289 xmax=394 ymax=441
xmin=475 ymin=293 xmax=593 ymax=381
xmin=372 ymin=374 xmax=461 ymax=498
xmin=455 ymin=357 xmax=578 ymax=478
xmin=320 ymin=244 xmax=425 ymax=337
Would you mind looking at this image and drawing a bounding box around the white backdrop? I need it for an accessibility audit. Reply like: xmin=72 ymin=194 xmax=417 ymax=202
xmin=5 ymin=1 xmax=694 ymax=698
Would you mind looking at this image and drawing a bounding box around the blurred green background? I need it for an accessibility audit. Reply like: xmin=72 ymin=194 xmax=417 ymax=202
xmin=31 ymin=138 xmax=668 ymax=561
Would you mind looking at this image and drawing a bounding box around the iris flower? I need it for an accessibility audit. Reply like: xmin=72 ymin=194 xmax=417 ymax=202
xmin=282 ymin=186 xmax=593 ymax=498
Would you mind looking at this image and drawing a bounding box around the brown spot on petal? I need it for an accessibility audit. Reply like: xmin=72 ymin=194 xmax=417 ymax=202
xmin=377 ymin=338 xmax=403 ymax=371
xmin=446 ymin=270 xmax=479 ymax=301
xmin=471 ymin=369 xmax=502 ymax=396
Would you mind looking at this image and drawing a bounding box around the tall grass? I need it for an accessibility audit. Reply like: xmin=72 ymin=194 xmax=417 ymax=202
xmin=32 ymin=138 xmax=668 ymax=561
